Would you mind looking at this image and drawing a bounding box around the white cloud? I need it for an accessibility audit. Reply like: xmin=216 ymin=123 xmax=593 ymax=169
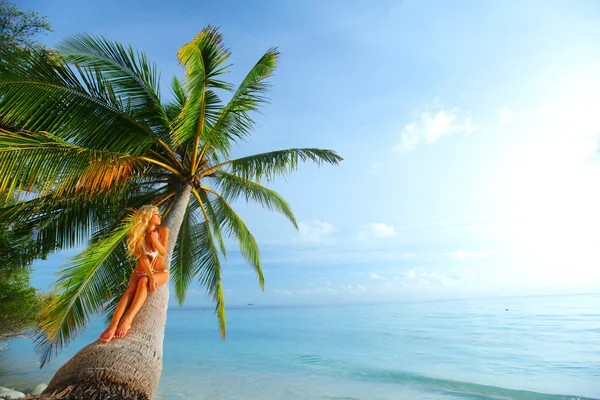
xmin=403 ymin=269 xmax=416 ymax=279
xmin=449 ymin=250 xmax=495 ymax=260
xmin=271 ymin=287 xmax=334 ymax=296
xmin=392 ymin=270 xmax=459 ymax=288
xmin=388 ymin=268 xmax=480 ymax=291
xmin=370 ymin=273 xmax=385 ymax=280
xmin=498 ymin=106 xmax=512 ymax=126
xmin=418 ymin=271 xmax=453 ymax=287
xmin=295 ymin=220 xmax=336 ymax=243
xmin=359 ymin=223 xmax=397 ymax=239
xmin=340 ymin=284 xmax=366 ymax=293
xmin=367 ymin=161 xmax=384 ymax=176
xmin=397 ymin=101 xmax=475 ymax=152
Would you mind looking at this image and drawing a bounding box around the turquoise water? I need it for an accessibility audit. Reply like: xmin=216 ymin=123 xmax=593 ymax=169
xmin=1 ymin=293 xmax=599 ymax=399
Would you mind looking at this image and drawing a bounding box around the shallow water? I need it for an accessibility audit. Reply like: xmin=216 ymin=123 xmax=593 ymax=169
xmin=1 ymin=293 xmax=599 ymax=399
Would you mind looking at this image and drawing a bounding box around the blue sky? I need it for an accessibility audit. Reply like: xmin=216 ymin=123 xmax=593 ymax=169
xmin=23 ymin=0 xmax=600 ymax=306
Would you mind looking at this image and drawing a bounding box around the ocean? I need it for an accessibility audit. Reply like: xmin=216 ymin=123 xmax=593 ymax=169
xmin=1 ymin=293 xmax=599 ymax=399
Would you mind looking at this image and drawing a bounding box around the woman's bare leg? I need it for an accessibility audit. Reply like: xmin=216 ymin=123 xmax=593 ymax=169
xmin=115 ymin=276 xmax=149 ymax=338
xmin=99 ymin=276 xmax=138 ymax=343
xmin=114 ymin=272 xmax=169 ymax=339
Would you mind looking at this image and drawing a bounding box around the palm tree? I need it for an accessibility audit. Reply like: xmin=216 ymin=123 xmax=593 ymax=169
xmin=0 ymin=26 xmax=342 ymax=399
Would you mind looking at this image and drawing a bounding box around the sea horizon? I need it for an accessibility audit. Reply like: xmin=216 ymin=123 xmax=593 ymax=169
xmin=168 ymin=290 xmax=600 ymax=309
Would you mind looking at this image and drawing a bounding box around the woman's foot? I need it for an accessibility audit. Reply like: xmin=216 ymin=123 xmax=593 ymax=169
xmin=115 ymin=319 xmax=132 ymax=338
xmin=99 ymin=324 xmax=118 ymax=343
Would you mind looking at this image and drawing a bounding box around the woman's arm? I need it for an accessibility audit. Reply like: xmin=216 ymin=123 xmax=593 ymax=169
xmin=152 ymin=226 xmax=169 ymax=257
xmin=139 ymin=256 xmax=158 ymax=292
xmin=139 ymin=256 xmax=155 ymax=277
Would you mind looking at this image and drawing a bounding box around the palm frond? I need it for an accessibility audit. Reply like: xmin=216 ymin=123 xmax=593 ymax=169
xmin=0 ymin=178 xmax=171 ymax=254
xmin=214 ymin=172 xmax=298 ymax=229
xmin=57 ymin=34 xmax=168 ymax=128
xmin=202 ymin=148 xmax=343 ymax=183
xmin=196 ymin=188 xmax=227 ymax=259
xmin=170 ymin=197 xmax=201 ymax=305
xmin=56 ymin=33 xmax=180 ymax=163
xmin=1 ymin=193 xmax=95 ymax=251
xmin=192 ymin=188 xmax=226 ymax=338
xmin=173 ymin=26 xmax=232 ymax=167
xmin=194 ymin=220 xmax=226 ymax=338
xmin=201 ymin=187 xmax=263 ymax=289
xmin=165 ymin=76 xmax=186 ymax=123
xmin=203 ymin=48 xmax=278 ymax=158
xmin=172 ymin=88 xmax=224 ymax=150
xmin=34 ymin=213 xmax=136 ymax=366
xmin=177 ymin=26 xmax=232 ymax=87
xmin=0 ymin=46 xmax=156 ymax=155
xmin=0 ymin=128 xmax=145 ymax=204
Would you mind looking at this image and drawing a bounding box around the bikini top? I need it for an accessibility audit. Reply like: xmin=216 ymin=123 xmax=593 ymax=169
xmin=142 ymin=239 xmax=159 ymax=260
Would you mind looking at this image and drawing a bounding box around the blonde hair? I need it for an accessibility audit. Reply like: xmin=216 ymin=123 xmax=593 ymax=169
xmin=126 ymin=205 xmax=158 ymax=259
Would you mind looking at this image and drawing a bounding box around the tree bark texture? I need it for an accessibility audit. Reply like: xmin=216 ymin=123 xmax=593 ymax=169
xmin=40 ymin=184 xmax=193 ymax=400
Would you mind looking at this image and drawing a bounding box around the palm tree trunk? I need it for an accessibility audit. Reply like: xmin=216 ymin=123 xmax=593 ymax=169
xmin=39 ymin=184 xmax=193 ymax=400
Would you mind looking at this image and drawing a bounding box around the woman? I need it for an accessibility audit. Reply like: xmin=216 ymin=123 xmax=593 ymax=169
xmin=99 ymin=205 xmax=170 ymax=343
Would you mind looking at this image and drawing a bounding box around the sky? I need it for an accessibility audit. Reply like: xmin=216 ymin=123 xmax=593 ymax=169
xmin=22 ymin=0 xmax=600 ymax=307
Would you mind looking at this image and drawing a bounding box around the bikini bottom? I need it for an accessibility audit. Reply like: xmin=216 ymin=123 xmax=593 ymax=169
xmin=134 ymin=255 xmax=169 ymax=277
xmin=135 ymin=268 xmax=169 ymax=277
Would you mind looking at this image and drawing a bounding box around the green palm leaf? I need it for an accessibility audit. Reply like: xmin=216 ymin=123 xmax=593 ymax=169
xmin=194 ymin=220 xmax=225 ymax=338
xmin=0 ymin=179 xmax=170 ymax=255
xmin=215 ymin=172 xmax=298 ymax=229
xmin=56 ymin=34 xmax=172 ymax=141
xmin=203 ymin=148 xmax=343 ymax=183
xmin=165 ymin=76 xmax=187 ymax=123
xmin=192 ymin=189 xmax=226 ymax=337
xmin=0 ymin=128 xmax=145 ymax=204
xmin=0 ymin=46 xmax=156 ymax=155
xmin=206 ymin=48 xmax=278 ymax=157
xmin=0 ymin=192 xmax=99 ymax=251
xmin=170 ymin=198 xmax=201 ymax=305
xmin=202 ymin=188 xmax=263 ymax=289
xmin=173 ymin=26 xmax=231 ymax=167
xmin=198 ymin=188 xmax=227 ymax=258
